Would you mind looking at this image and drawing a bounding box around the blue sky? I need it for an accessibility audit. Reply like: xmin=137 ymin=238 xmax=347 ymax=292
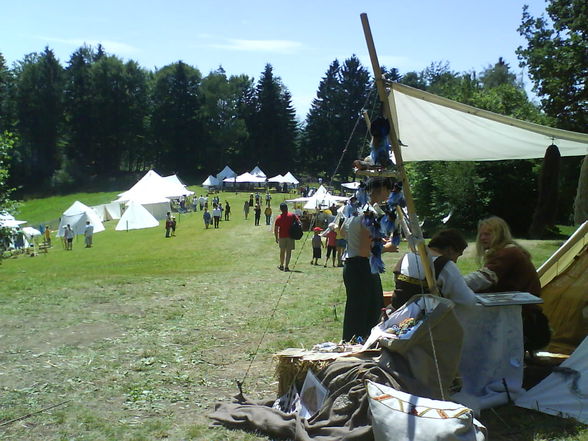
xmin=1 ymin=0 xmax=548 ymax=119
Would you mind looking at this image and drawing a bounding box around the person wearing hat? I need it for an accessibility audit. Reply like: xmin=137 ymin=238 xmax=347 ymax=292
xmin=311 ymin=227 xmax=324 ymax=265
xmin=340 ymin=177 xmax=398 ymax=342
xmin=321 ymin=222 xmax=338 ymax=267
xmin=274 ymin=202 xmax=297 ymax=271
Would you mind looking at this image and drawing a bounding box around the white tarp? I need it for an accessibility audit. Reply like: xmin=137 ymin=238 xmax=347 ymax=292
xmin=116 ymin=201 xmax=159 ymax=231
xmin=57 ymin=201 xmax=105 ymax=237
xmin=216 ymin=165 xmax=237 ymax=181
xmin=250 ymin=166 xmax=267 ymax=178
xmin=390 ymin=83 xmax=588 ymax=162
xmin=515 ymin=336 xmax=588 ymax=423
xmin=202 ymin=175 xmax=220 ymax=187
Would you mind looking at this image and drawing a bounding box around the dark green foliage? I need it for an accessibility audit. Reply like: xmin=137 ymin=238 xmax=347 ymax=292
xmin=13 ymin=48 xmax=64 ymax=189
xmin=300 ymin=55 xmax=371 ymax=181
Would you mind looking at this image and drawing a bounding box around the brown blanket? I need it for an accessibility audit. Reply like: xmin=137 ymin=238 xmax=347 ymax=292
xmin=209 ymin=356 xmax=430 ymax=441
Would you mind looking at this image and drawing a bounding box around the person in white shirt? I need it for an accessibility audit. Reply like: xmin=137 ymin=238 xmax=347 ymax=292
xmin=84 ymin=221 xmax=94 ymax=248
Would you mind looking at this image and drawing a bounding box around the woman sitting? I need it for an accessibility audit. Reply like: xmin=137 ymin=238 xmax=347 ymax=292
xmin=464 ymin=216 xmax=550 ymax=351
xmin=392 ymin=229 xmax=477 ymax=310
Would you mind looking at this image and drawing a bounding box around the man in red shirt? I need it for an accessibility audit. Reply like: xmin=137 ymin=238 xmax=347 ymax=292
xmin=274 ymin=202 xmax=296 ymax=272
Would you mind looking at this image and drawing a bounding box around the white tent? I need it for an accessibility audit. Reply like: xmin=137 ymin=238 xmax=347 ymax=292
xmin=286 ymin=185 xmax=347 ymax=211
xmin=250 ymin=166 xmax=267 ymax=178
xmin=267 ymin=174 xmax=284 ymax=183
xmin=225 ymin=172 xmax=266 ymax=184
xmin=163 ymin=174 xmax=194 ymax=196
xmin=0 ymin=212 xmax=26 ymax=228
xmin=57 ymin=201 xmax=105 ymax=237
xmin=282 ymin=171 xmax=299 ymax=185
xmin=124 ymin=195 xmax=171 ymax=221
xmin=116 ymin=170 xmax=191 ymax=203
xmin=202 ymin=175 xmax=220 ymax=188
xmin=116 ymin=201 xmax=159 ymax=231
xmin=22 ymin=226 xmax=41 ymax=238
xmin=389 ymin=82 xmax=588 ymax=162
xmin=515 ymin=336 xmax=588 ymax=423
xmin=216 ymin=165 xmax=237 ymax=181
xmin=91 ymin=202 xmax=122 ymax=222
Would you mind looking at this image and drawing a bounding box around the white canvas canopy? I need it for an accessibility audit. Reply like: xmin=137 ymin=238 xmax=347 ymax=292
xmin=389 ymin=82 xmax=588 ymax=162
xmin=225 ymin=172 xmax=266 ymax=184
xmin=116 ymin=201 xmax=159 ymax=231
xmin=250 ymin=166 xmax=267 ymax=178
xmin=216 ymin=165 xmax=237 ymax=181
xmin=57 ymin=201 xmax=105 ymax=237
xmin=287 ymin=185 xmax=347 ymax=210
xmin=515 ymin=336 xmax=588 ymax=423
xmin=267 ymin=174 xmax=284 ymax=183
xmin=116 ymin=170 xmax=191 ymax=203
xmin=202 ymin=175 xmax=220 ymax=188
xmin=0 ymin=212 xmax=26 ymax=228
xmin=123 ymin=195 xmax=170 ymax=221
xmin=282 ymin=172 xmax=299 ymax=185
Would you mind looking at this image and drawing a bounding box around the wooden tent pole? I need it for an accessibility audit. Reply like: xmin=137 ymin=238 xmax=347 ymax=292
xmin=360 ymin=13 xmax=438 ymax=294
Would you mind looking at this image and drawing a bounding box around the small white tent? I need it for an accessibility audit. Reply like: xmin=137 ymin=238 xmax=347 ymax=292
xmin=225 ymin=172 xmax=266 ymax=184
xmin=57 ymin=201 xmax=105 ymax=237
xmin=250 ymin=166 xmax=267 ymax=178
xmin=216 ymin=165 xmax=237 ymax=181
xmin=91 ymin=202 xmax=122 ymax=222
xmin=124 ymin=195 xmax=171 ymax=221
xmin=116 ymin=201 xmax=159 ymax=231
xmin=267 ymin=174 xmax=284 ymax=183
xmin=202 ymin=175 xmax=220 ymax=189
xmin=163 ymin=174 xmax=194 ymax=196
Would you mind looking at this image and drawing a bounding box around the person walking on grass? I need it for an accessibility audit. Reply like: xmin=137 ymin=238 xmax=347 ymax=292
xmin=212 ymin=204 xmax=221 ymax=228
xmin=264 ymin=205 xmax=272 ymax=225
xmin=224 ymin=201 xmax=231 ymax=221
xmin=64 ymin=224 xmax=74 ymax=250
xmin=243 ymin=200 xmax=250 ymax=220
xmin=274 ymin=202 xmax=296 ymax=272
xmin=203 ymin=208 xmax=211 ymax=229
xmin=84 ymin=221 xmax=94 ymax=248
xmin=311 ymin=227 xmax=323 ymax=265
xmin=322 ymin=223 xmax=338 ymax=267
xmin=254 ymin=203 xmax=262 ymax=226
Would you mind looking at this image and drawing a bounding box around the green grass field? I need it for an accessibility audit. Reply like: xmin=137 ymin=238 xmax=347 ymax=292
xmin=1 ymin=189 xmax=586 ymax=440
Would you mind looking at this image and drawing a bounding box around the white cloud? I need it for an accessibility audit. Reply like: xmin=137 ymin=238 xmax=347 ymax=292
xmin=35 ymin=36 xmax=139 ymax=56
xmin=208 ymin=38 xmax=302 ymax=54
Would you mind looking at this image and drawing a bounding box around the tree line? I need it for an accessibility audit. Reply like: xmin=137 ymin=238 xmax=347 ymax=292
xmin=0 ymin=0 xmax=585 ymax=235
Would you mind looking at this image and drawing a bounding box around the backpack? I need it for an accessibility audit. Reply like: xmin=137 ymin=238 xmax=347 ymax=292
xmin=289 ymin=216 xmax=303 ymax=240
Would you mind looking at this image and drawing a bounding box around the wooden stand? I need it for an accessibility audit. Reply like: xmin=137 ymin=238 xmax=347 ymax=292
xmin=360 ymin=13 xmax=438 ymax=294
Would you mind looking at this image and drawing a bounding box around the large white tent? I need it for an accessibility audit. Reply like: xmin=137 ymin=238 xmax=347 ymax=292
xmin=216 ymin=165 xmax=237 ymax=181
xmin=116 ymin=201 xmax=160 ymax=231
xmin=57 ymin=201 xmax=105 ymax=237
xmin=286 ymin=185 xmax=347 ymax=211
xmin=116 ymin=170 xmax=192 ymax=203
xmin=389 ymin=82 xmax=588 ymax=162
xmin=250 ymin=166 xmax=267 ymax=178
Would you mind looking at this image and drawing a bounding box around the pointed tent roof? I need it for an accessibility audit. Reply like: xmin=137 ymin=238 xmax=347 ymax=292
xmin=216 ymin=165 xmax=237 ymax=181
xmin=282 ymin=172 xmax=299 ymax=184
xmin=267 ymin=174 xmax=284 ymax=183
xmin=116 ymin=170 xmax=192 ymax=203
xmin=225 ymin=172 xmax=266 ymax=183
xmin=250 ymin=166 xmax=267 ymax=178
xmin=163 ymin=174 xmax=194 ymax=195
xmin=57 ymin=201 xmax=105 ymax=236
xmin=202 ymin=175 xmax=220 ymax=187
xmin=389 ymin=82 xmax=588 ymax=162
xmin=116 ymin=201 xmax=159 ymax=231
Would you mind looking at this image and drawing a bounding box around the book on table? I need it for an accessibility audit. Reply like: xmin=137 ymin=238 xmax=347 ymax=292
xmin=475 ymin=291 xmax=543 ymax=306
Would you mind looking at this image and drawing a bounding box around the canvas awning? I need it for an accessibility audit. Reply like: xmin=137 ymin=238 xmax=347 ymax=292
xmin=225 ymin=172 xmax=266 ymax=184
xmin=389 ymin=82 xmax=588 ymax=162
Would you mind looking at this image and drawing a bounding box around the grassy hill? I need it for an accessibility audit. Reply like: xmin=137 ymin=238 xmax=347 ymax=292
xmin=1 ymin=189 xmax=585 ymax=440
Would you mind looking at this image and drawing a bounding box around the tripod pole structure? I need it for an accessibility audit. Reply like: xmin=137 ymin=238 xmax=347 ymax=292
xmin=360 ymin=12 xmax=438 ymax=294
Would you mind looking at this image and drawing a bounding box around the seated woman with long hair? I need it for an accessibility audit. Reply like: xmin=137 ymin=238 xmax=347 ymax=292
xmin=465 ymin=216 xmax=551 ymax=351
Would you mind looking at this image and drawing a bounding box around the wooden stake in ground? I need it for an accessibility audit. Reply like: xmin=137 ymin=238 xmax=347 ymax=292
xmin=360 ymin=12 xmax=438 ymax=294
